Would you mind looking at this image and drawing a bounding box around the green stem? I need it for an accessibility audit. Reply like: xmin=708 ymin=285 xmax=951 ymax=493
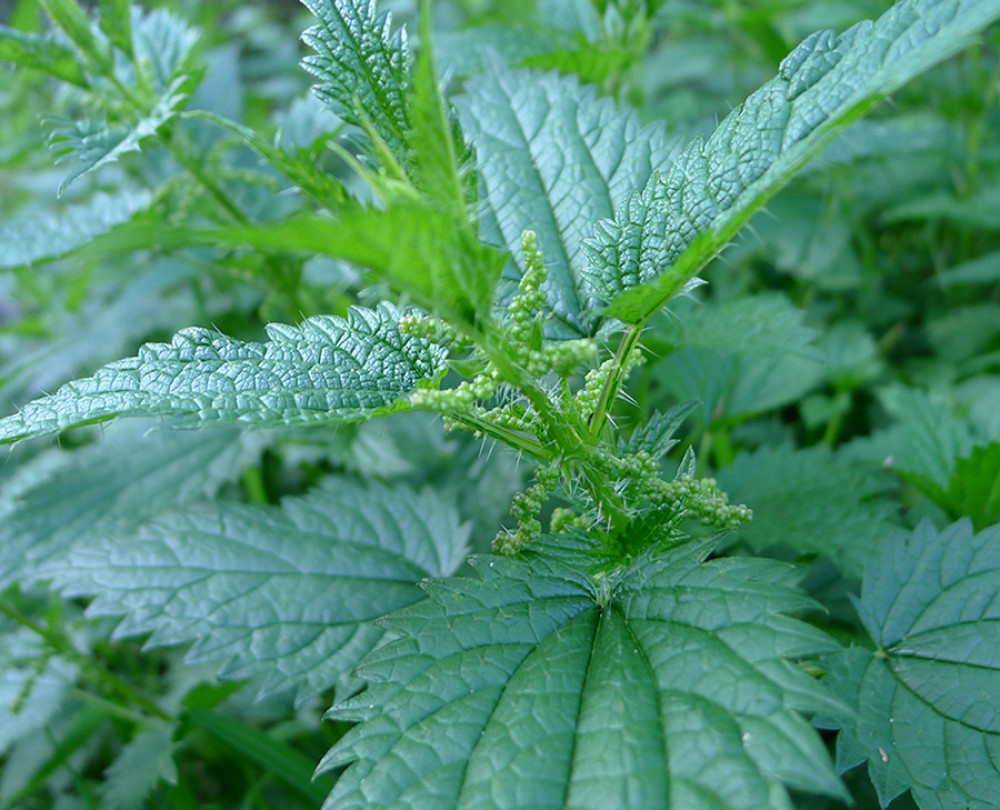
xmin=589 ymin=324 xmax=643 ymax=442
xmin=0 ymin=598 xmax=170 ymax=721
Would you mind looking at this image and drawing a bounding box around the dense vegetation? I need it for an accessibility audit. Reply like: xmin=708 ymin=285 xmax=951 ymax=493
xmin=1 ymin=0 xmax=999 ymax=808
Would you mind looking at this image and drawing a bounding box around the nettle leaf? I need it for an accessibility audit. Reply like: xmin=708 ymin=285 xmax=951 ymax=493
xmin=0 ymin=303 xmax=447 ymax=444
xmin=301 ymin=0 xmax=411 ymax=157
xmin=647 ymin=294 xmax=825 ymax=423
xmin=48 ymin=76 xmax=190 ymax=195
xmin=717 ymin=443 xmax=896 ymax=578
xmin=129 ymin=7 xmax=199 ymax=91
xmin=843 ymin=387 xmax=975 ymax=501
xmin=0 ymin=190 xmax=151 ymax=270
xmin=587 ymin=0 xmax=1000 ymax=325
xmin=0 ymin=421 xmax=258 ymax=590
xmin=99 ymin=721 xmax=178 ymax=810
xmin=825 ymin=519 xmax=1000 ymax=809
xmin=320 ymin=538 xmax=849 ymax=809
xmin=456 ymin=63 xmax=679 ymax=336
xmin=936 ymin=442 xmax=1000 ymax=530
xmin=0 ymin=25 xmax=89 ymax=86
xmin=44 ymin=479 xmax=469 ymax=701
xmin=0 ymin=625 xmax=79 ymax=757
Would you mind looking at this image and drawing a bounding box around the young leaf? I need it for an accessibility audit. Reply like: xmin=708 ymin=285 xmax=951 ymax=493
xmin=0 ymin=303 xmax=447 ymax=445
xmin=43 ymin=479 xmax=469 ymax=701
xmin=301 ymin=0 xmax=411 ymax=158
xmin=717 ymin=443 xmax=896 ymax=578
xmin=936 ymin=442 xmax=1000 ymax=530
xmin=825 ymin=519 xmax=1000 ymax=809
xmin=99 ymin=721 xmax=178 ymax=810
xmin=129 ymin=7 xmax=199 ymax=91
xmin=0 ymin=190 xmax=151 ymax=271
xmin=48 ymin=76 xmax=189 ymax=195
xmin=456 ymin=63 xmax=679 ymax=336
xmin=0 ymin=25 xmax=89 ymax=86
xmin=98 ymin=0 xmax=132 ymax=57
xmin=320 ymin=538 xmax=849 ymax=809
xmin=0 ymin=422 xmax=259 ymax=590
xmin=39 ymin=0 xmax=110 ymax=71
xmin=587 ymin=0 xmax=1000 ymax=325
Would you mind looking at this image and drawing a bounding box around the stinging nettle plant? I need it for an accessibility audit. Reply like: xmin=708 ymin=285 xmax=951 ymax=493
xmin=1 ymin=0 xmax=1000 ymax=807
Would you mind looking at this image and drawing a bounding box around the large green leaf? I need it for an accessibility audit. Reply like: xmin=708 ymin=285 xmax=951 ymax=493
xmin=456 ymin=63 xmax=678 ymax=336
xmin=826 ymin=519 xmax=1000 ymax=809
xmin=718 ymin=443 xmax=896 ymax=578
xmin=0 ymin=304 xmax=447 ymax=444
xmin=0 ymin=422 xmax=258 ymax=590
xmin=301 ymin=0 xmax=411 ymax=157
xmin=586 ymin=0 xmax=1000 ymax=325
xmin=43 ymin=479 xmax=469 ymax=701
xmin=320 ymin=538 xmax=849 ymax=809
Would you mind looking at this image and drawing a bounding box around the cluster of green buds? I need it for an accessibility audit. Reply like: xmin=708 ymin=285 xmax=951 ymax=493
xmin=493 ymin=463 xmax=560 ymax=555
xmin=401 ymin=226 xmax=751 ymax=557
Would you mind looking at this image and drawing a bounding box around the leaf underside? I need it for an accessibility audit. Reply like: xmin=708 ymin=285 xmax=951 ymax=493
xmin=826 ymin=519 xmax=1000 ymax=809
xmin=320 ymin=538 xmax=849 ymax=809
xmin=0 ymin=303 xmax=446 ymax=444
xmin=0 ymin=421 xmax=257 ymax=591
xmin=456 ymin=63 xmax=679 ymax=336
xmin=585 ymin=0 xmax=1000 ymax=325
xmin=43 ymin=479 xmax=469 ymax=702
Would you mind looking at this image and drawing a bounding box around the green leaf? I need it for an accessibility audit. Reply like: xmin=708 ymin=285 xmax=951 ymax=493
xmin=0 ymin=303 xmax=447 ymax=445
xmin=0 ymin=24 xmax=89 ymax=86
xmin=191 ymin=207 xmax=506 ymax=334
xmin=184 ymin=109 xmax=347 ymax=208
xmin=717 ymin=443 xmax=896 ymax=578
xmin=0 ymin=626 xmax=78 ymax=757
xmin=97 ymin=0 xmax=132 ymax=56
xmin=647 ymin=294 xmax=825 ymax=423
xmin=44 ymin=479 xmax=469 ymax=701
xmin=48 ymin=77 xmax=190 ymax=195
xmin=407 ymin=1 xmax=466 ymax=214
xmin=99 ymin=721 xmax=177 ymax=810
xmin=0 ymin=190 xmax=151 ymax=271
xmin=0 ymin=422 xmax=259 ymax=590
xmin=825 ymin=519 xmax=1000 ymax=809
xmin=456 ymin=62 xmax=678 ymax=336
xmin=937 ymin=442 xmax=1000 ymax=530
xmin=588 ymin=0 xmax=1000 ymax=325
xmin=129 ymin=7 xmax=199 ymax=91
xmin=843 ymin=387 xmax=975 ymax=500
xmin=320 ymin=539 xmax=849 ymax=809
xmin=186 ymin=709 xmax=332 ymax=805
xmin=39 ymin=0 xmax=111 ymax=71
xmin=621 ymin=400 xmax=697 ymax=460
xmin=301 ymin=0 xmax=411 ymax=158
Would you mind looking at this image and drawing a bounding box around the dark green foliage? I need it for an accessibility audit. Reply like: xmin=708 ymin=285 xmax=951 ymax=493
xmin=0 ymin=0 xmax=998 ymax=807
